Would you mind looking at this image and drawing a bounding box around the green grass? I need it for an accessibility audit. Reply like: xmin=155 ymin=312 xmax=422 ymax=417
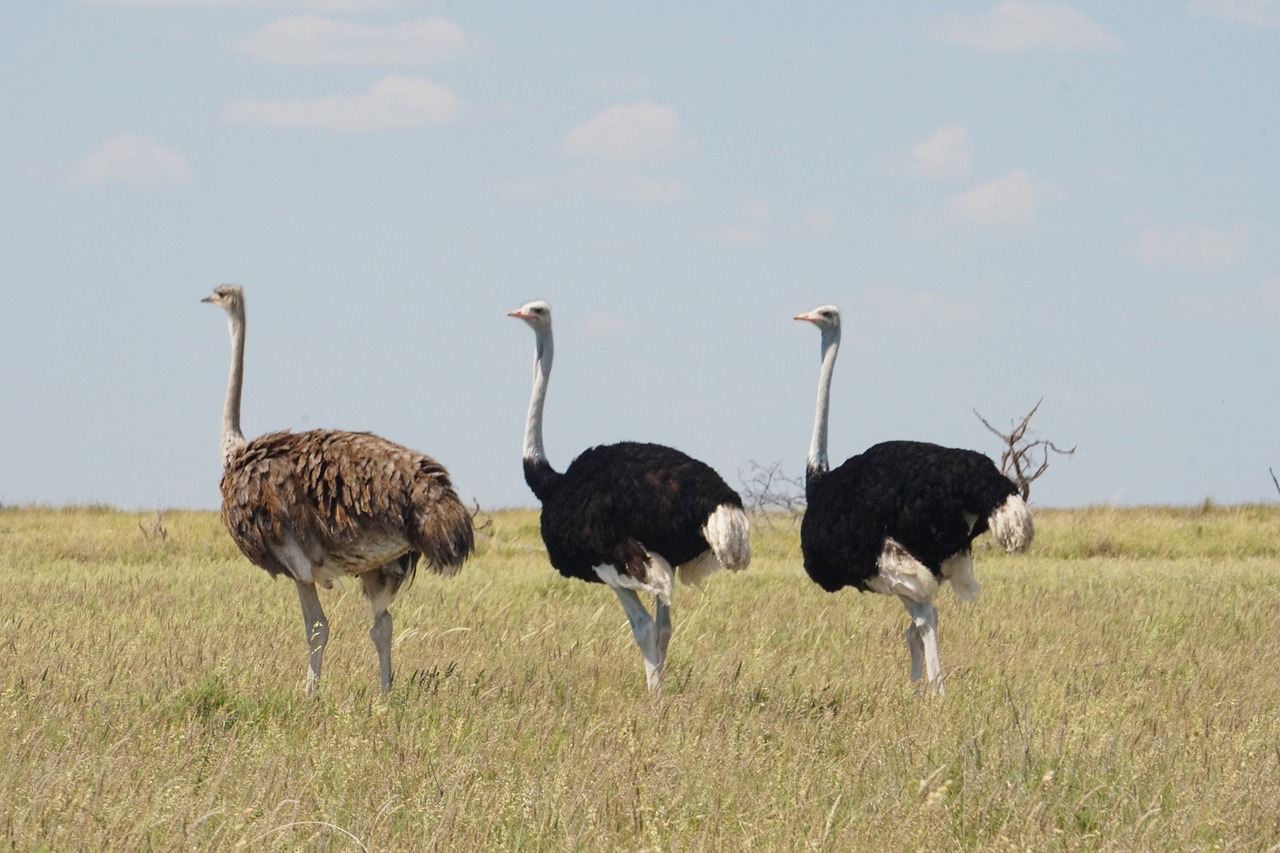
xmin=1 ymin=504 xmax=1279 ymax=850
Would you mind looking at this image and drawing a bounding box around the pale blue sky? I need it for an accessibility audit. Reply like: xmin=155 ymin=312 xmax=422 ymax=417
xmin=1 ymin=1 xmax=1277 ymax=510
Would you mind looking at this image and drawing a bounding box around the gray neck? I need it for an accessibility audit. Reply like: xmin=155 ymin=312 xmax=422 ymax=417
xmin=220 ymin=309 xmax=248 ymax=466
xmin=808 ymin=325 xmax=839 ymax=477
xmin=523 ymin=326 xmax=553 ymax=465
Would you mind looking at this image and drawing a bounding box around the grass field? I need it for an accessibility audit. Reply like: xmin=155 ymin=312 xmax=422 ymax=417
xmin=1 ymin=503 xmax=1279 ymax=850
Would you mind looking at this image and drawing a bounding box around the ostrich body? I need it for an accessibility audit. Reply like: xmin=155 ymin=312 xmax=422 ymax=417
xmin=509 ymin=300 xmax=751 ymax=692
xmin=204 ymin=284 xmax=474 ymax=694
xmin=795 ymin=305 xmax=1032 ymax=694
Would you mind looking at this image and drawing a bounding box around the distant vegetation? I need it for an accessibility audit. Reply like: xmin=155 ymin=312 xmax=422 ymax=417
xmin=1 ymin=504 xmax=1278 ymax=849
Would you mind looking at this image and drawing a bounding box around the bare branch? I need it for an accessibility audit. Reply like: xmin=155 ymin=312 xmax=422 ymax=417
xmin=470 ymin=499 xmax=494 ymax=536
xmin=737 ymin=460 xmax=806 ymax=528
xmin=974 ymin=399 xmax=1075 ymax=502
xmin=138 ymin=510 xmax=168 ymax=543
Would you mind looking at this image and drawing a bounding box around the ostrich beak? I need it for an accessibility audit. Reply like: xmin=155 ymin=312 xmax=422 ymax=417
xmin=202 ymin=294 xmax=217 ymax=304
xmin=507 ymin=309 xmax=530 ymax=319
xmin=794 ymin=311 xmax=817 ymax=323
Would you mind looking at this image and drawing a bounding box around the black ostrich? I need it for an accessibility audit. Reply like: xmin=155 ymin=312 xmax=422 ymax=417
xmin=508 ymin=300 xmax=751 ymax=692
xmin=795 ymin=305 xmax=1033 ymax=694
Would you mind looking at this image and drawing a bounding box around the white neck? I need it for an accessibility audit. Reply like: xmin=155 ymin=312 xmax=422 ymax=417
xmin=808 ymin=324 xmax=839 ymax=476
xmin=523 ymin=325 xmax=553 ymax=465
xmin=220 ymin=309 xmax=248 ymax=467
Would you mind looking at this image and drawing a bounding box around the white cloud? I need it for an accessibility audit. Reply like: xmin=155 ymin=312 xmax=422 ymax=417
xmin=222 ymin=74 xmax=460 ymax=130
xmin=1135 ymin=223 xmax=1250 ymax=268
xmin=70 ymin=134 xmax=193 ymax=186
xmin=929 ymin=1 xmax=1122 ymax=52
xmin=1189 ymin=0 xmax=1280 ymax=27
xmin=910 ymin=125 xmax=973 ymax=178
xmin=948 ymin=169 xmax=1055 ymax=229
xmin=235 ymin=16 xmax=468 ymax=65
xmin=560 ymin=100 xmax=695 ymax=162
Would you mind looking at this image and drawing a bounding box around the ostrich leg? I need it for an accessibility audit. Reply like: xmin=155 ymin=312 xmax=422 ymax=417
xmin=295 ymin=581 xmax=330 ymax=695
xmin=362 ymin=568 xmax=399 ymax=694
xmin=614 ymin=587 xmax=664 ymax=692
xmin=902 ymin=598 xmax=945 ymax=695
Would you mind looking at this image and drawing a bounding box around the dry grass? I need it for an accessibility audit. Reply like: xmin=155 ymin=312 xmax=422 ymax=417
xmin=1 ymin=504 xmax=1279 ymax=850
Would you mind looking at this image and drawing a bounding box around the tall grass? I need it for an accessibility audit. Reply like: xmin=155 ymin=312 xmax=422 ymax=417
xmin=1 ymin=505 xmax=1278 ymax=850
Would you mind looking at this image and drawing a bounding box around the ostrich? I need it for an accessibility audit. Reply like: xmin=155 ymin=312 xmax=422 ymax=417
xmin=203 ymin=284 xmax=474 ymax=695
xmin=508 ymin=300 xmax=751 ymax=692
xmin=794 ymin=305 xmax=1033 ymax=694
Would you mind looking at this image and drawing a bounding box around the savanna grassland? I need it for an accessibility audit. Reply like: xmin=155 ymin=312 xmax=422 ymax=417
xmin=1 ymin=504 xmax=1279 ymax=851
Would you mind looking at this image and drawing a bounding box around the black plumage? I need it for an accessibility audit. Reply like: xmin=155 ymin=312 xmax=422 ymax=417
xmin=510 ymin=300 xmax=751 ymax=692
xmin=795 ymin=304 xmax=1032 ymax=694
xmin=801 ymin=440 xmax=1018 ymax=593
xmin=526 ymin=441 xmax=746 ymax=586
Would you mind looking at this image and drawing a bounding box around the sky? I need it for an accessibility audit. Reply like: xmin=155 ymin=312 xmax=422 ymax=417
xmin=1 ymin=1 xmax=1278 ymax=512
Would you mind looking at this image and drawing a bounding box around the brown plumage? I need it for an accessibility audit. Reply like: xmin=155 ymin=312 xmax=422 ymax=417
xmin=204 ymin=284 xmax=474 ymax=695
xmin=221 ymin=429 xmax=473 ymax=581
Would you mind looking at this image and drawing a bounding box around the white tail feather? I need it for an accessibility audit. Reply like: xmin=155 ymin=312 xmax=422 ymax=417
xmin=702 ymin=504 xmax=751 ymax=571
xmin=679 ymin=505 xmax=751 ymax=590
xmin=990 ymin=494 xmax=1034 ymax=554
xmin=686 ymin=502 xmax=752 ymax=589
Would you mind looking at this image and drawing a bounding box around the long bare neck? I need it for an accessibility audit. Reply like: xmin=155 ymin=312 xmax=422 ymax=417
xmin=523 ymin=326 xmax=553 ymax=466
xmin=807 ymin=325 xmax=839 ymax=481
xmin=220 ymin=309 xmax=248 ymax=466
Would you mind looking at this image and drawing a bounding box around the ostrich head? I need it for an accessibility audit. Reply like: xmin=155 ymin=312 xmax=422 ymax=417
xmin=202 ymin=283 xmax=245 ymax=318
xmin=507 ymin=299 xmax=552 ymax=331
xmin=794 ymin=304 xmax=840 ymax=333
